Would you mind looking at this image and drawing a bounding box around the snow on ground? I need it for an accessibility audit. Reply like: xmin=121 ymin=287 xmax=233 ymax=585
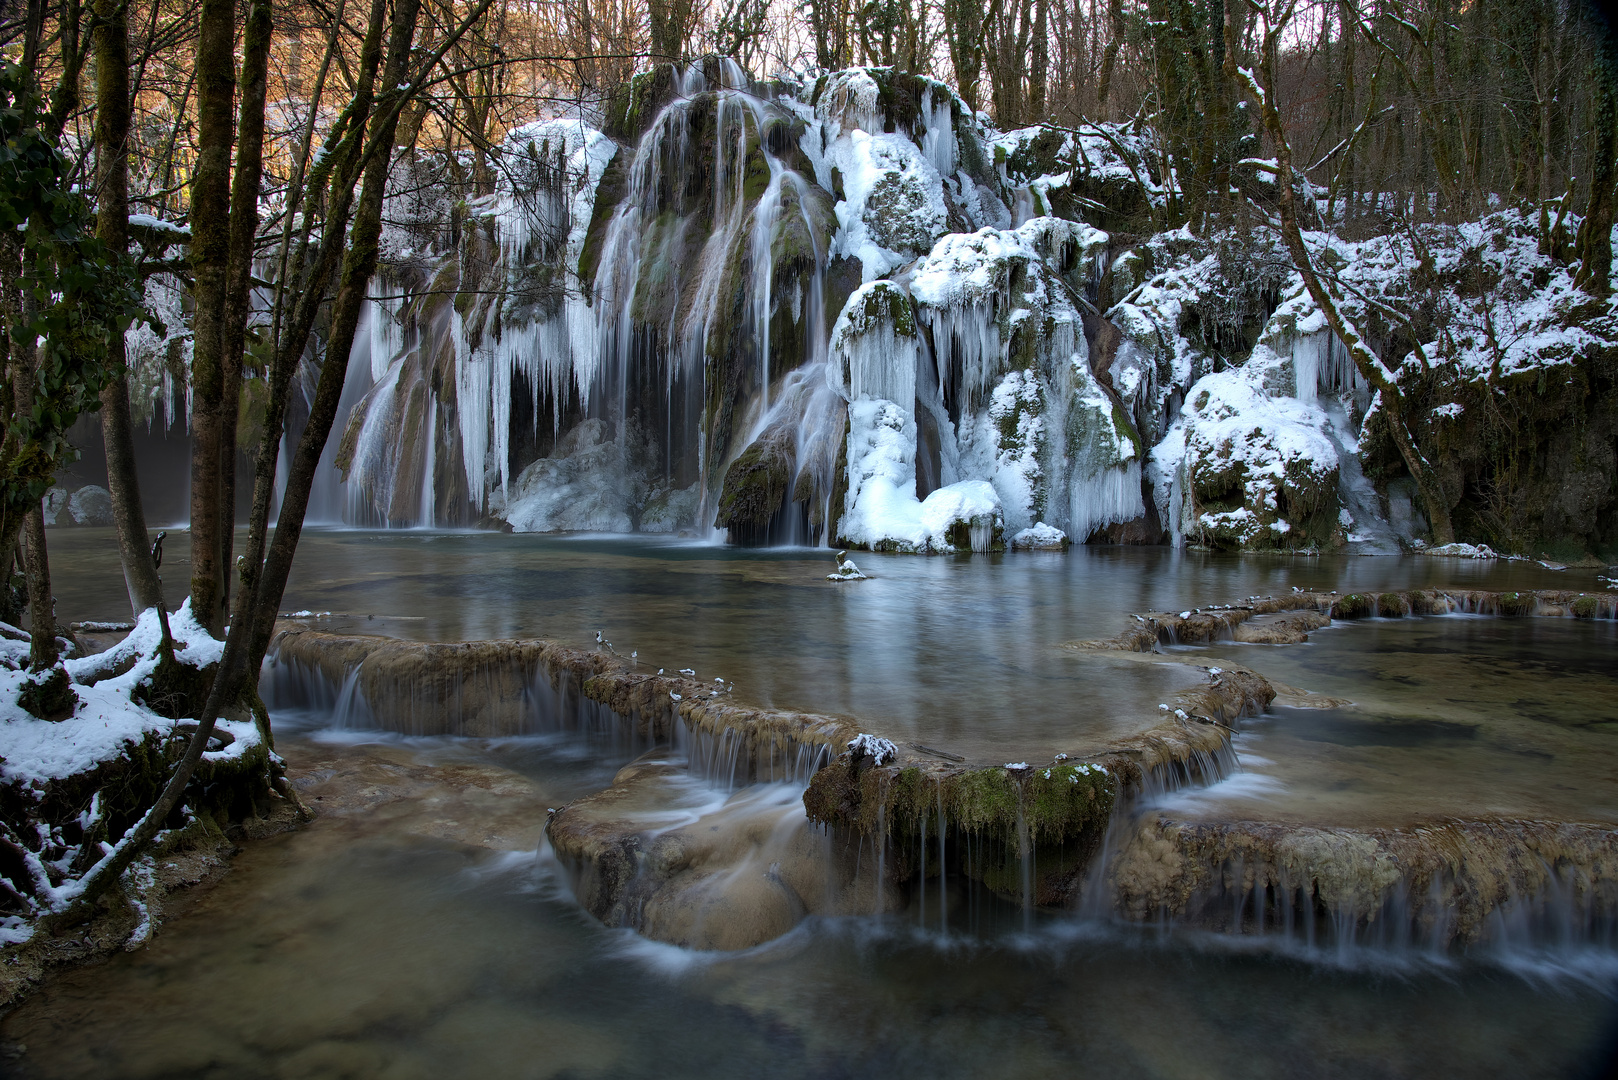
xmin=3 ymin=602 xmax=255 ymax=787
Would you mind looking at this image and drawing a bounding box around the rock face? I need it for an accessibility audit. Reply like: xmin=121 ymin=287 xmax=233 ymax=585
xmin=714 ymin=424 xmax=795 ymax=544
xmin=1162 ymin=347 xmax=1342 ymax=549
xmin=41 ymin=485 xmax=115 ymax=527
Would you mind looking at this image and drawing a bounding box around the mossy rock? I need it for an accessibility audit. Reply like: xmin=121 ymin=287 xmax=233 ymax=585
xmin=804 ymin=757 xmax=1116 ymax=906
xmin=1001 ymin=127 xmax=1070 ymax=184
xmin=1330 ymin=594 xmax=1373 ymax=619
xmin=715 ymin=427 xmax=794 ymax=545
xmin=1495 ymin=591 xmax=1535 ymax=617
xmin=603 ymin=64 xmax=681 ymax=143
xmin=1407 ymin=590 xmax=1445 ymax=615
xmin=1376 ymin=592 xmax=1409 ymax=618
xmin=805 ymin=759 xmax=1114 ymax=847
xmin=18 ymin=665 xmax=75 ymax=721
xmin=577 ymin=150 xmax=628 ymax=287
xmin=1572 ymin=595 xmax=1600 ymax=619
xmin=1359 ymin=340 xmax=1618 ymax=559
xmin=944 ymin=516 xmax=1005 ymax=553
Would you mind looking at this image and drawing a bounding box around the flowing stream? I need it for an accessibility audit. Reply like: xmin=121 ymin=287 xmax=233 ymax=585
xmin=9 ymin=529 xmax=1618 ymax=1077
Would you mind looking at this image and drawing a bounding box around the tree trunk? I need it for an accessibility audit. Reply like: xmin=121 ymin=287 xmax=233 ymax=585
xmin=45 ymin=0 xmax=83 ymax=137
xmin=8 ymin=285 xmax=56 ymax=668
xmin=1028 ymin=0 xmax=1048 ymax=119
xmin=1095 ymin=0 xmax=1123 ymax=115
xmin=1574 ymin=20 xmax=1617 ymax=297
xmin=648 ymin=0 xmax=688 ymax=64
xmin=95 ymin=0 xmax=163 ymax=616
xmin=217 ymin=0 xmax=275 ymax=618
xmin=186 ymin=0 xmax=237 ymax=633
xmin=21 ymin=509 xmax=55 ymax=671
xmin=1235 ymin=13 xmax=1457 ymax=544
xmin=943 ymin=0 xmax=983 ymax=112
xmin=247 ymin=0 xmax=423 ymax=673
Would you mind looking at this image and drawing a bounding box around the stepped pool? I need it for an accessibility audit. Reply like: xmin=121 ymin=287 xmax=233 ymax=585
xmin=9 ymin=528 xmax=1617 ymax=1078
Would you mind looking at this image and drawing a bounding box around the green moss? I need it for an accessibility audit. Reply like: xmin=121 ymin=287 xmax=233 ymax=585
xmin=603 ymin=65 xmax=677 ymax=142
xmin=943 ymin=517 xmax=1005 ymax=552
xmin=1376 ymin=592 xmax=1408 ymax=618
xmin=1495 ymin=591 xmax=1535 ymax=617
xmin=936 ymin=768 xmax=1014 ymax=828
xmin=1018 ymin=765 xmax=1115 ymax=843
xmin=1111 ymin=399 xmax=1145 ymax=459
xmin=714 ymin=430 xmax=793 ymax=543
xmin=809 ymin=760 xmax=1114 ymax=845
xmin=1331 ymin=593 xmax=1373 ymax=619
xmin=576 ymin=150 xmax=627 ymax=288
xmin=1572 ymin=595 xmax=1599 ymax=619
xmin=852 ymin=281 xmax=917 ymax=337
xmin=740 ymin=132 xmax=772 ymax=205
xmin=18 ymin=666 xmax=75 ymax=721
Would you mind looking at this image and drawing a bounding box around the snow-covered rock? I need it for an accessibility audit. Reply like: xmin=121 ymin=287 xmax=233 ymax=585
xmin=1011 ymin=522 xmax=1069 ymax=549
xmin=1150 ymin=346 xmax=1340 ymax=548
xmin=907 ymin=218 xmax=1140 ymax=539
xmin=838 ymin=398 xmax=1004 ymax=553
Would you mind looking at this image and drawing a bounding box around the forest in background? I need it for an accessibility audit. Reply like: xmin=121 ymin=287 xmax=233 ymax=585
xmin=10 ymin=0 xmax=1618 ymax=237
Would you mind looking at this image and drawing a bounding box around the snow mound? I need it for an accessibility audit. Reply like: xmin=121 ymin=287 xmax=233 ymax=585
xmin=1150 ymin=346 xmax=1340 ymax=548
xmin=1011 ymin=522 xmax=1069 ymax=549
xmin=840 ymin=396 xmax=1004 ymax=553
xmin=1421 ymin=542 xmax=1499 ymax=559
xmin=847 ymin=733 xmax=897 ymax=765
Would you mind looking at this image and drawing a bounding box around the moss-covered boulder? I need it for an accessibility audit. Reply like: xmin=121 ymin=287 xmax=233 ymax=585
xmin=805 ymin=755 xmax=1117 ymax=907
xmin=716 ymin=425 xmax=795 ymax=544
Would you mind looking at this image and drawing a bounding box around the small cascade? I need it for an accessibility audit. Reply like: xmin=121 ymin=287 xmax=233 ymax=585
xmin=1134 ymin=738 xmax=1241 ymax=799
xmin=303 ymin=303 xmax=379 ymax=524
xmin=673 ymin=720 xmax=831 ymax=789
xmin=329 ymin=665 xmax=371 ymax=727
xmin=1104 ymin=814 xmax=1618 ymax=959
xmin=261 ymin=629 xmax=852 ymax=776
xmin=1319 ymin=397 xmax=1402 ymax=553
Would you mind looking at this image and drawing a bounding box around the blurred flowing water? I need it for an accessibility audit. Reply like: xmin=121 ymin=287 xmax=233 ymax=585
xmin=7 ymin=528 xmax=1614 ymax=1078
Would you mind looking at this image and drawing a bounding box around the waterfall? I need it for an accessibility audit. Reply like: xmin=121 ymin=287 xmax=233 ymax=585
xmin=418 ymin=387 xmax=436 ymax=527
xmin=319 ymin=62 xmax=1132 ymax=546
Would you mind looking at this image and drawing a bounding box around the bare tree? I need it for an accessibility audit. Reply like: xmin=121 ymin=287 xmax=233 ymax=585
xmin=1228 ymin=0 xmax=1456 ymax=542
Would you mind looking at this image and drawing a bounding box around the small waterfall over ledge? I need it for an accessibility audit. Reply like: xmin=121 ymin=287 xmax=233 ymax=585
xmin=261 ymin=610 xmax=1618 ymax=960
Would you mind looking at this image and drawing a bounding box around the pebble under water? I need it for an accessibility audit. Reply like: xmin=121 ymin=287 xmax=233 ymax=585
xmin=6 ymin=529 xmax=1616 ymax=1078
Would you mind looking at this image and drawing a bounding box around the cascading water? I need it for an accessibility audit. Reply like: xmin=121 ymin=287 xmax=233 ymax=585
xmin=315 ymin=60 xmax=1154 ymax=550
